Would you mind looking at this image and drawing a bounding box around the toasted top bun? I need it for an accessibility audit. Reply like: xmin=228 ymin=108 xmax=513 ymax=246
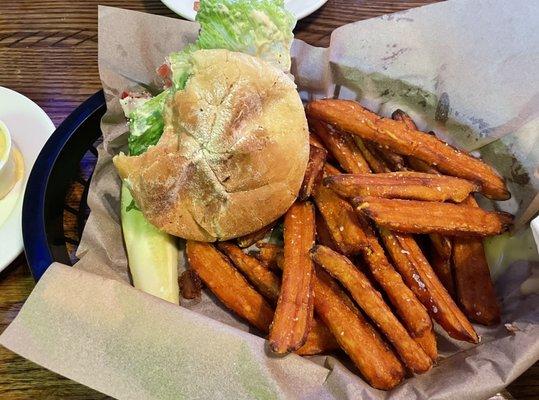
xmin=114 ymin=49 xmax=309 ymax=241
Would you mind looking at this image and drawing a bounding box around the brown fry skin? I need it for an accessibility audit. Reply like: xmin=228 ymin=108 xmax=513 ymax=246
xmin=353 ymin=138 xmax=392 ymax=173
xmin=452 ymin=196 xmax=501 ymax=325
xmin=315 ymin=210 xmax=339 ymax=251
xmin=355 ymin=196 xmax=513 ymax=237
xmin=356 ymin=215 xmax=432 ymax=337
xmin=186 ymin=241 xmax=274 ymax=332
xmin=222 ymin=242 xmax=339 ymax=354
xmin=313 ymin=183 xmax=367 ymax=256
xmin=298 ymin=145 xmax=327 ymax=201
xmin=218 ymin=242 xmax=281 ymax=302
xmin=378 ymin=229 xmax=479 ymax=343
xmin=429 ymin=249 xmax=455 ymax=298
xmin=312 ymin=245 xmax=432 ymax=373
xmin=179 ymin=269 xmax=202 ymax=300
xmin=306 ymin=100 xmax=510 ymax=200
xmin=325 ymin=172 xmax=478 ymax=202
xmin=295 ymin=320 xmax=339 ymax=356
xmin=313 ymin=267 xmax=405 ymax=390
xmin=414 ymin=328 xmax=438 ymax=362
xmin=309 ymin=132 xmax=325 ymax=149
xmin=269 ymin=202 xmax=316 ymax=354
xmin=236 ymin=222 xmax=276 ymax=248
xmin=254 ymin=243 xmax=284 ymax=271
xmin=309 ymin=119 xmax=371 ymax=174
xmin=429 ymin=234 xmax=452 ymax=261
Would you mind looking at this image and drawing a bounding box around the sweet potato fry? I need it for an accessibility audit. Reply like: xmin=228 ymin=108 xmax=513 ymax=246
xmin=315 ymin=210 xmax=338 ymax=251
xmin=186 ymin=241 xmax=274 ymax=332
xmin=355 ymin=196 xmax=513 ymax=236
xmin=414 ymin=328 xmax=438 ymax=362
xmin=392 ymin=109 xmax=442 ymax=175
xmin=298 ymin=145 xmax=327 ymax=201
xmin=236 ymin=222 xmax=276 ymax=248
xmin=179 ymin=269 xmax=202 ymax=300
xmin=353 ymin=138 xmax=391 ymax=173
xmin=220 ymin=242 xmax=338 ymax=354
xmin=269 ymin=202 xmax=316 ymax=354
xmin=295 ymin=320 xmax=339 ymax=356
xmin=313 ymin=183 xmax=367 ymax=256
xmin=377 ymin=228 xmax=479 ymax=343
xmin=324 ymin=162 xmax=341 ymax=176
xmin=355 ymin=215 xmax=432 ymax=337
xmin=372 ymin=144 xmax=408 ymax=171
xmin=313 ymin=267 xmax=405 ymax=390
xmin=406 ymin=157 xmax=439 ymax=174
xmin=452 ymin=196 xmax=501 ymax=325
xmin=254 ymin=243 xmax=283 ymax=271
xmin=312 ymin=245 xmax=432 ymax=373
xmin=391 ymin=109 xmax=417 ymax=130
xmin=429 ymin=248 xmax=455 ymax=297
xmin=218 ymin=242 xmax=281 ymax=302
xmin=306 ymin=100 xmax=510 ymax=200
xmin=429 ymin=233 xmax=452 ymax=261
xmin=309 ymin=119 xmax=371 ymax=174
xmin=309 ymin=132 xmax=325 ymax=149
xmin=325 ymin=172 xmax=478 ymax=202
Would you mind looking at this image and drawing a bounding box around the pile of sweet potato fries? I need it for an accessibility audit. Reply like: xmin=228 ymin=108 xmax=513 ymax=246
xmin=185 ymin=99 xmax=511 ymax=390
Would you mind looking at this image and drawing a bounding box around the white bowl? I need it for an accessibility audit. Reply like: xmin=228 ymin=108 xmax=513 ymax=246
xmin=0 ymin=120 xmax=18 ymax=199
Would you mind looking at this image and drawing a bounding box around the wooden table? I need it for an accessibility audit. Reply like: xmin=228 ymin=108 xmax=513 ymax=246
xmin=0 ymin=1 xmax=536 ymax=398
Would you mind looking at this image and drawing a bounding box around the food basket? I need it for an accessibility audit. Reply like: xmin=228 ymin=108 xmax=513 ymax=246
xmin=22 ymin=90 xmax=105 ymax=280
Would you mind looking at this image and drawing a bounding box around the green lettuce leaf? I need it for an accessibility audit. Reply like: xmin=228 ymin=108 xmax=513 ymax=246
xmin=126 ymin=0 xmax=295 ymax=152
xmin=125 ymin=90 xmax=169 ymax=156
xmin=195 ymin=0 xmax=295 ymax=71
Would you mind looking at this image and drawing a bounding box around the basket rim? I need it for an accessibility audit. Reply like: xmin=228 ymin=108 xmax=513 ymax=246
xmin=23 ymin=90 xmax=106 ymax=281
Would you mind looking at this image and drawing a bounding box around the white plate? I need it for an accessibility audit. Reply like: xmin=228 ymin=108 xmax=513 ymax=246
xmin=0 ymin=87 xmax=55 ymax=272
xmin=161 ymin=0 xmax=328 ymax=21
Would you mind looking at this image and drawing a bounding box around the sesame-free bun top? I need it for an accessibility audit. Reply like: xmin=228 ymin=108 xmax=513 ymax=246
xmin=114 ymin=49 xmax=309 ymax=241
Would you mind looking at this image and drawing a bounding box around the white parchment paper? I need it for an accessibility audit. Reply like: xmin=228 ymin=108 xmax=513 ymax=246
xmin=2 ymin=1 xmax=538 ymax=399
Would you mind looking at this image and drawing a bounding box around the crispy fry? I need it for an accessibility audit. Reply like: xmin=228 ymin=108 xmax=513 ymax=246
xmin=218 ymin=242 xmax=281 ymax=302
xmin=355 ymin=196 xmax=513 ymax=236
xmin=452 ymin=196 xmax=501 ymax=325
xmin=325 ymin=172 xmax=478 ymax=202
xmin=295 ymin=320 xmax=340 ymax=356
xmin=406 ymin=157 xmax=440 ymax=175
xmin=429 ymin=233 xmax=452 ymax=260
xmin=391 ymin=109 xmax=417 ymax=130
xmin=254 ymin=243 xmax=284 ymax=271
xmin=353 ymin=137 xmax=392 ymax=173
xmin=236 ymin=222 xmax=276 ymax=248
xmin=414 ymin=328 xmax=438 ymax=362
xmin=309 ymin=132 xmax=325 ymax=149
xmin=269 ymin=202 xmax=316 ymax=354
xmin=323 ymin=162 xmax=341 ymax=176
xmin=309 ymin=119 xmax=371 ymax=174
xmin=312 ymin=245 xmax=432 ymax=373
xmin=378 ymin=228 xmax=479 ymax=343
xmin=315 ymin=210 xmax=339 ymax=251
xmin=298 ymin=145 xmax=327 ymax=201
xmin=221 ymin=242 xmax=338 ymax=354
xmin=313 ymin=183 xmax=367 ymax=256
xmin=391 ymin=109 xmax=441 ymax=174
xmin=355 ymin=215 xmax=432 ymax=337
xmin=313 ymin=267 xmax=405 ymax=390
xmin=306 ymin=100 xmax=510 ymax=200
xmin=429 ymin=248 xmax=455 ymax=297
xmin=179 ymin=269 xmax=202 ymax=300
xmin=186 ymin=241 xmax=274 ymax=332
xmin=371 ymin=143 xmax=408 ymax=171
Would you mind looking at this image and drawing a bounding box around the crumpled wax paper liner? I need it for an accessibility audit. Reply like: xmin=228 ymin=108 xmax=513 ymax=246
xmin=2 ymin=1 xmax=539 ymax=399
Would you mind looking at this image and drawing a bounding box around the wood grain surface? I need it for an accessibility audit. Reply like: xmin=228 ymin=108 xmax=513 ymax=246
xmin=0 ymin=1 xmax=536 ymax=399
